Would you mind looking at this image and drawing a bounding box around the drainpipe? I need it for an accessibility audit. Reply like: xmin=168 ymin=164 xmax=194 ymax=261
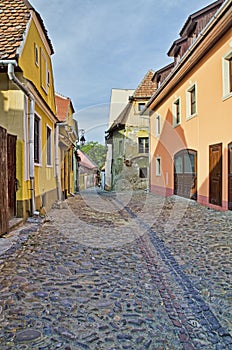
xmin=2 ymin=61 xmax=36 ymax=215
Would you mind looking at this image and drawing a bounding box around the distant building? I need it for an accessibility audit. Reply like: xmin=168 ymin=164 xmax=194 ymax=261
xmin=105 ymin=89 xmax=134 ymax=190
xmin=76 ymin=150 xmax=98 ymax=190
xmin=105 ymin=71 xmax=156 ymax=190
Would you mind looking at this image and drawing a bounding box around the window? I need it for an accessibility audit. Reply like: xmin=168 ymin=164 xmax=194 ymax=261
xmin=173 ymin=98 xmax=181 ymax=126
xmin=174 ymin=154 xmax=183 ymax=174
xmin=138 ymin=103 xmax=146 ymax=112
xmin=190 ymin=33 xmax=197 ymax=45
xmin=186 ymin=83 xmax=197 ymax=118
xmin=174 ymin=150 xmax=197 ymax=175
xmin=222 ymin=51 xmax=232 ymax=99
xmin=139 ymin=167 xmax=147 ymax=178
xmin=156 ymin=114 xmax=161 ymax=136
xmin=190 ymin=86 xmax=196 ymax=115
xmin=157 ymin=75 xmax=161 ymax=88
xmin=156 ymin=157 xmax=161 ymax=176
xmin=184 ymin=153 xmax=195 ymax=174
xmin=40 ymin=49 xmax=48 ymax=92
xmin=119 ymin=140 xmax=123 ymax=155
xmin=34 ymin=44 xmax=39 ymax=66
xmin=34 ymin=115 xmax=41 ymax=164
xmin=46 ymin=126 xmax=52 ymax=166
xmin=138 ymin=137 xmax=149 ymax=153
xmin=47 ymin=70 xmax=50 ymax=86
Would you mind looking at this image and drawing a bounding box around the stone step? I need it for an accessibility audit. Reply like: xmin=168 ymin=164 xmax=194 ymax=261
xmin=9 ymin=217 xmax=24 ymax=232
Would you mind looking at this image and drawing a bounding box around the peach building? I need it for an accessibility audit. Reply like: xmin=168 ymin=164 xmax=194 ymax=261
xmin=145 ymin=0 xmax=232 ymax=210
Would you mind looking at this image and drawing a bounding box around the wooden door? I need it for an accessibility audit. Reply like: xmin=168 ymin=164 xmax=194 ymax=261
xmin=174 ymin=149 xmax=197 ymax=200
xmin=0 ymin=126 xmax=8 ymax=235
xmin=209 ymin=143 xmax=222 ymax=206
xmin=228 ymin=143 xmax=232 ymax=210
xmin=7 ymin=134 xmax=17 ymax=218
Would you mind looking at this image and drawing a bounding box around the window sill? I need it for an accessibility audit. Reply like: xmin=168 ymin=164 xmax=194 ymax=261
xmin=186 ymin=113 xmax=197 ymax=121
xmin=41 ymin=85 xmax=48 ymax=94
xmin=173 ymin=122 xmax=181 ymax=128
xmin=222 ymin=92 xmax=232 ymax=101
xmin=34 ymin=162 xmax=42 ymax=167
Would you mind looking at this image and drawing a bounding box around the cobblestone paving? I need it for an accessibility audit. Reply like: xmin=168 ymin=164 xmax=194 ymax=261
xmin=0 ymin=189 xmax=231 ymax=349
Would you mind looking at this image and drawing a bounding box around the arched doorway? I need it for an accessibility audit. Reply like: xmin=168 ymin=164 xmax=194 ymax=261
xmin=174 ymin=149 xmax=197 ymax=200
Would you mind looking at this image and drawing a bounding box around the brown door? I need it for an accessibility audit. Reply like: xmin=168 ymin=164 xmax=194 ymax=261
xmin=174 ymin=149 xmax=197 ymax=200
xmin=7 ymin=134 xmax=17 ymax=218
xmin=209 ymin=143 xmax=222 ymax=206
xmin=228 ymin=143 xmax=232 ymax=210
xmin=0 ymin=126 xmax=8 ymax=235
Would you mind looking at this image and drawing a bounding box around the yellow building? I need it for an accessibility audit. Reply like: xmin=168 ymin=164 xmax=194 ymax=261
xmin=146 ymin=0 xmax=232 ymax=210
xmin=0 ymin=0 xmax=58 ymax=233
xmin=55 ymin=93 xmax=78 ymax=199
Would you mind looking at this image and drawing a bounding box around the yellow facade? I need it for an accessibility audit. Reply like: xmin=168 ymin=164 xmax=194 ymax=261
xmin=19 ymin=13 xmax=56 ymax=115
xmin=55 ymin=93 xmax=77 ymax=198
xmin=149 ymin=9 xmax=232 ymax=210
xmin=0 ymin=7 xmax=58 ymax=221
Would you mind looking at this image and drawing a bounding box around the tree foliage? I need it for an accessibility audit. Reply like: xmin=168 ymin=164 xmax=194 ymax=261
xmin=80 ymin=141 xmax=107 ymax=169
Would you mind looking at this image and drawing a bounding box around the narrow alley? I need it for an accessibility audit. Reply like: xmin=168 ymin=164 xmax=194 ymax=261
xmin=0 ymin=190 xmax=231 ymax=350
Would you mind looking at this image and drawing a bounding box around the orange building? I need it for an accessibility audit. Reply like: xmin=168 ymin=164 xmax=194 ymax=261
xmin=145 ymin=0 xmax=232 ymax=210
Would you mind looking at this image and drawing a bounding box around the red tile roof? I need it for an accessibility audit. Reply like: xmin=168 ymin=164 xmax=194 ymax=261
xmin=106 ymin=70 xmax=156 ymax=136
xmin=133 ymin=70 xmax=156 ymax=98
xmin=0 ymin=0 xmax=53 ymax=60
xmin=78 ymin=150 xmax=98 ymax=170
xmin=55 ymin=94 xmax=72 ymax=122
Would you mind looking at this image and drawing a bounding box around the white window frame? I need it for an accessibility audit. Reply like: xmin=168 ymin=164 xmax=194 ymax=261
xmin=156 ymin=157 xmax=161 ymax=176
xmin=40 ymin=48 xmax=48 ymax=93
xmin=172 ymin=97 xmax=181 ymax=127
xmin=156 ymin=114 xmax=161 ymax=136
xmin=34 ymin=114 xmax=42 ymax=166
xmin=186 ymin=83 xmax=197 ymax=119
xmin=46 ymin=125 xmax=52 ymax=167
xmin=47 ymin=69 xmax=50 ymax=87
xmin=34 ymin=44 xmax=39 ymax=66
xmin=222 ymin=49 xmax=232 ymax=100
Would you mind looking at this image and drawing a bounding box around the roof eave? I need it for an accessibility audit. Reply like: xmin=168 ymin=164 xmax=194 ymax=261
xmin=144 ymin=0 xmax=231 ymax=113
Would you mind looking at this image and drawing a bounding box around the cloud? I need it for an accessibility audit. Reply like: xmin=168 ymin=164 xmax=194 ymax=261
xmin=75 ymin=103 xmax=110 ymax=144
xmin=31 ymin=0 xmax=213 ymax=142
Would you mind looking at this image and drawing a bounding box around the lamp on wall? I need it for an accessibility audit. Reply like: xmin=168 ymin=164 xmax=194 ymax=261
xmin=79 ymin=129 xmax=86 ymax=146
xmin=75 ymin=129 xmax=85 ymax=193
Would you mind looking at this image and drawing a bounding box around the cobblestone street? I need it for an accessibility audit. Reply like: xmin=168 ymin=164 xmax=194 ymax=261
xmin=0 ymin=189 xmax=231 ymax=350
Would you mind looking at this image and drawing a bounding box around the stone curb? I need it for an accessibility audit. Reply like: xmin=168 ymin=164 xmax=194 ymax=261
xmin=0 ymin=216 xmax=45 ymax=260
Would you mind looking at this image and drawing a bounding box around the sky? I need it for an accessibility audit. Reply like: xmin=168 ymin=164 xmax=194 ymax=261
xmin=30 ymin=0 xmax=215 ymax=144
